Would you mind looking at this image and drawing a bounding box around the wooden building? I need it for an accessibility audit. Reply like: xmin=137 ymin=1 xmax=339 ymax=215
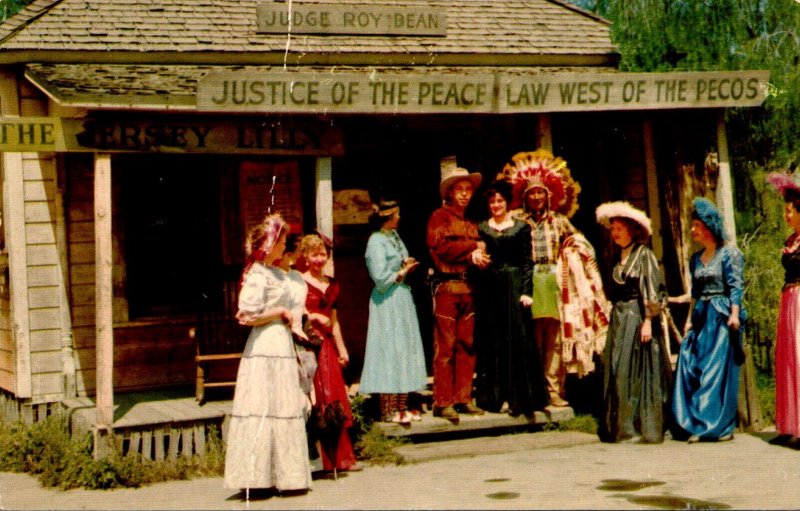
xmin=0 ymin=0 xmax=767 ymax=454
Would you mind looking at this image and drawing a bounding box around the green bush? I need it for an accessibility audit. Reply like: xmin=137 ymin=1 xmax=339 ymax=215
xmin=0 ymin=416 xmax=226 ymax=490
xmin=353 ymin=423 xmax=406 ymax=466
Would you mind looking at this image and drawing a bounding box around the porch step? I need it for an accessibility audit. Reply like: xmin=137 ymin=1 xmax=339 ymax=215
xmin=377 ymin=406 xmax=574 ymax=438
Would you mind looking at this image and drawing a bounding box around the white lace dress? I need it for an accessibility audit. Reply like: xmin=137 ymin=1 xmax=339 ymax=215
xmin=223 ymin=264 xmax=311 ymax=491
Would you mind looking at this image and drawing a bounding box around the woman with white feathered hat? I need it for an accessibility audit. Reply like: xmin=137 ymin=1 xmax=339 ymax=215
xmin=595 ymin=201 xmax=669 ymax=444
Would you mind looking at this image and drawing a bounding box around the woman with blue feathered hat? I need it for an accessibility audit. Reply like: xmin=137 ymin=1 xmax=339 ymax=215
xmin=672 ymin=197 xmax=746 ymax=443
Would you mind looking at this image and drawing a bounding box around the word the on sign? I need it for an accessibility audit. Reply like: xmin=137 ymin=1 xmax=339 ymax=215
xmin=0 ymin=117 xmax=61 ymax=151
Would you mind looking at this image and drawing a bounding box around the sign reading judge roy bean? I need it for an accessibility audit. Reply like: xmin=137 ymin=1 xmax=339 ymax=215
xmin=256 ymin=4 xmax=447 ymax=36
xmin=196 ymin=70 xmax=769 ymax=114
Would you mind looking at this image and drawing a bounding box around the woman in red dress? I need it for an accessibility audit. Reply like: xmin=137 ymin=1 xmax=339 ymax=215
xmin=299 ymin=234 xmax=361 ymax=473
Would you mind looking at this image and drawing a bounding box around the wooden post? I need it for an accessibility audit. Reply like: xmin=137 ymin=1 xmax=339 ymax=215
xmin=536 ymin=114 xmax=552 ymax=152
xmin=315 ymin=157 xmax=334 ymax=276
xmin=94 ymin=153 xmax=114 ymax=458
xmin=643 ymin=119 xmax=663 ymax=261
xmin=715 ymin=111 xmax=737 ymax=245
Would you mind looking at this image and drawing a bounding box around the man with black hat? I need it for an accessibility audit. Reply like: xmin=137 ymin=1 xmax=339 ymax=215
xmin=426 ymin=157 xmax=489 ymax=421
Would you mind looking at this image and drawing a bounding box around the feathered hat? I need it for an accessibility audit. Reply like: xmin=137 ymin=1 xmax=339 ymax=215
xmin=766 ymin=169 xmax=800 ymax=198
xmin=495 ymin=149 xmax=580 ymax=217
xmin=595 ymin=201 xmax=652 ymax=237
xmin=692 ymin=197 xmax=727 ymax=243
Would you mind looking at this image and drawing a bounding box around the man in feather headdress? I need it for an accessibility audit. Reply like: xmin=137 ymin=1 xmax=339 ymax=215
xmin=426 ymin=157 xmax=490 ymax=422
xmin=500 ymin=150 xmax=603 ymax=408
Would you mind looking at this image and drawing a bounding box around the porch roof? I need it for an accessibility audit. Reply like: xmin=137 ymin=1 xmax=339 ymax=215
xmin=25 ymin=63 xmax=619 ymax=110
xmin=0 ymin=0 xmax=616 ymax=65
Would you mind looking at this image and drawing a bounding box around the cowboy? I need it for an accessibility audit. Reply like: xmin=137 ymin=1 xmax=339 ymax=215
xmin=426 ymin=156 xmax=490 ymax=421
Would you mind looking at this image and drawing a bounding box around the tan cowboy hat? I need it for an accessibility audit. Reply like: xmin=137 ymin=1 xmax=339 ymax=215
xmin=439 ymin=156 xmax=482 ymax=199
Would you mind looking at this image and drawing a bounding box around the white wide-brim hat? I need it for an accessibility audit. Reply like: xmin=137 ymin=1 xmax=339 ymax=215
xmin=595 ymin=201 xmax=652 ymax=236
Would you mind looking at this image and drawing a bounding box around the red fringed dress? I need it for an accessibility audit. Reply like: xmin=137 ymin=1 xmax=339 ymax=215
xmin=306 ymin=279 xmax=359 ymax=471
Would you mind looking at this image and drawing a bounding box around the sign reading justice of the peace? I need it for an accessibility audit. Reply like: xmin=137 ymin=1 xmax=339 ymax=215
xmin=199 ymin=72 xmax=495 ymax=114
xmin=256 ymin=4 xmax=447 ymax=36
xmin=197 ymin=70 xmax=769 ymax=114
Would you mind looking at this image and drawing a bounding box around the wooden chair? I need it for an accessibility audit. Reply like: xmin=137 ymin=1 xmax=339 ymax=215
xmin=192 ymin=266 xmax=250 ymax=404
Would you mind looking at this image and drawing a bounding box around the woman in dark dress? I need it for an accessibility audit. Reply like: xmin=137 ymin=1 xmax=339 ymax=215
xmin=299 ymin=234 xmax=360 ymax=473
xmin=595 ymin=201 xmax=669 ymax=444
xmin=473 ymin=180 xmax=549 ymax=416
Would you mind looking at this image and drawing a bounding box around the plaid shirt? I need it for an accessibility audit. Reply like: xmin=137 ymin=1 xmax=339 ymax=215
xmin=523 ymin=211 xmax=576 ymax=265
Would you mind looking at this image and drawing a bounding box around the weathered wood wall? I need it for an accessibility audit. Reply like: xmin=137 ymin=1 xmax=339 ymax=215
xmin=66 ymin=156 xmax=195 ymax=394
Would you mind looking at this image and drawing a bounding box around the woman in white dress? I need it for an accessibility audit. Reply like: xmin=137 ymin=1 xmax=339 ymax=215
xmin=224 ymin=213 xmax=312 ymax=494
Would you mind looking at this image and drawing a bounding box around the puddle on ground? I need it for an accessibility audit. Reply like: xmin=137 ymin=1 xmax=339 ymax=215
xmin=613 ymin=494 xmax=731 ymax=510
xmin=597 ymin=479 xmax=666 ymax=492
xmin=485 ymin=492 xmax=520 ymax=500
xmin=485 ymin=477 xmax=511 ymax=483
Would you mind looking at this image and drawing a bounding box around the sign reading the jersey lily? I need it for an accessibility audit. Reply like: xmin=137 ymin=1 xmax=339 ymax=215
xmin=197 ymin=70 xmax=770 ymax=113
xmin=256 ymin=4 xmax=447 ymax=36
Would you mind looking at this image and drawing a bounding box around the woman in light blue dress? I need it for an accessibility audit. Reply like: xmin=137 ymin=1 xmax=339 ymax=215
xmin=359 ymin=199 xmax=427 ymax=424
xmin=673 ymin=198 xmax=745 ymax=443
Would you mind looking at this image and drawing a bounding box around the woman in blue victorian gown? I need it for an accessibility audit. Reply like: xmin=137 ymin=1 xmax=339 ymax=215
xmin=473 ymin=181 xmax=549 ymax=416
xmin=673 ymin=198 xmax=745 ymax=443
xmin=358 ymin=199 xmax=428 ymax=425
xmin=595 ymin=201 xmax=669 ymax=444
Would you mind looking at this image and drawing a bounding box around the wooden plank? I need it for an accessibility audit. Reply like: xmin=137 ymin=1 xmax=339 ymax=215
xmin=153 ymin=427 xmax=165 ymax=461
xmin=70 ymin=305 xmax=95 ymax=328
xmin=68 ymin=203 xmax=94 ymax=222
xmin=3 ymin=151 xmax=30 ymax=397
xmin=67 ymin=221 xmax=94 ymax=243
xmin=70 ymin=284 xmax=95 ymax=306
xmin=25 ymin=224 xmax=55 ymax=245
xmin=181 ymin=427 xmax=192 ymax=457
xmin=127 ymin=430 xmax=141 ymax=457
xmin=22 ymin=156 xmax=55 ymax=181
xmin=30 ymin=350 xmax=62 ymax=373
xmin=27 ymin=265 xmax=58 ymax=287
xmin=70 ymin=264 xmax=95 ymax=285
xmin=24 ymin=201 xmax=55 ymax=223
xmin=23 ymin=181 xmax=54 ymax=201
xmin=29 ymin=329 xmax=59 ymax=352
xmin=0 ymin=349 xmax=13 ymax=371
xmin=315 ymin=157 xmax=334 ymax=256
xmin=28 ymin=286 xmax=60 ymax=309
xmin=167 ymin=426 xmax=179 ymax=461
xmin=19 ymin=97 xmax=47 ymax=117
xmin=140 ymin=430 xmax=152 ymax=460
xmin=193 ymin=423 xmax=206 ymax=456
xmin=69 ymin=243 xmax=95 ymax=264
xmin=30 ymin=372 xmax=61 ymax=396
xmin=29 ymin=308 xmax=60 ymax=331
xmin=94 ymin=153 xmax=114 ymax=430
xmin=27 ymin=243 xmax=59 ymax=265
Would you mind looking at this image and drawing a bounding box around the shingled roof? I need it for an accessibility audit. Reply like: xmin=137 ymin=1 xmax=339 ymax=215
xmin=0 ymin=0 xmax=616 ymax=65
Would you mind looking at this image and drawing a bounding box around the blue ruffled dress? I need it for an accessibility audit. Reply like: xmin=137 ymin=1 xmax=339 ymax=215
xmin=673 ymin=245 xmax=745 ymax=439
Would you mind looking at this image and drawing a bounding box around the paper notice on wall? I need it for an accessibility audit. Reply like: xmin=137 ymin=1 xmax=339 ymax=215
xmin=239 ymin=161 xmax=303 ymax=236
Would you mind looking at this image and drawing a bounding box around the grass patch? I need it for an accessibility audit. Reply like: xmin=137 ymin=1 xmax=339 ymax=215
xmin=353 ymin=424 xmax=407 ymax=466
xmin=0 ymin=415 xmax=225 ymax=490
xmin=540 ymin=413 xmax=598 ymax=435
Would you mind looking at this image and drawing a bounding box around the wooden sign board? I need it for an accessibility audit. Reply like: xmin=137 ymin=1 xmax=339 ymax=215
xmin=0 ymin=117 xmax=343 ymax=155
xmin=0 ymin=117 xmax=63 ymax=151
xmin=256 ymin=3 xmax=447 ymax=36
xmin=496 ymin=70 xmax=771 ymax=112
xmin=198 ymin=70 xmax=770 ymax=114
xmin=197 ymin=72 xmax=495 ymax=114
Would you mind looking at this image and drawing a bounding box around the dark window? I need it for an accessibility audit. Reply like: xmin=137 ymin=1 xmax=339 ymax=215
xmin=118 ymin=155 xmax=223 ymax=319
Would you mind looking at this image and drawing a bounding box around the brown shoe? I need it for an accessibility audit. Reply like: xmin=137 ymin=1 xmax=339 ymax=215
xmin=454 ymin=403 xmax=485 ymax=415
xmin=433 ymin=405 xmax=459 ymax=421
xmin=549 ymin=395 xmax=570 ymax=408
